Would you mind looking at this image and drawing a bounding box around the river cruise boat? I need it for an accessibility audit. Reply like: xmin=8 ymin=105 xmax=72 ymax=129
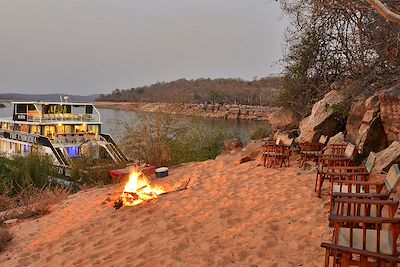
xmin=0 ymin=101 xmax=129 ymax=174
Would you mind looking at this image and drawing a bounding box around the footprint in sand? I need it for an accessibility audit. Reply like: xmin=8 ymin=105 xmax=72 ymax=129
xmin=17 ymin=257 xmax=32 ymax=265
xmin=112 ymin=225 xmax=124 ymax=234
xmin=62 ymin=245 xmax=75 ymax=252
xmin=73 ymin=258 xmax=84 ymax=265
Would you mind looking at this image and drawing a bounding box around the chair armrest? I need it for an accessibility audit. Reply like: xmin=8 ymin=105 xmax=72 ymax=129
xmin=329 ymin=214 xmax=400 ymax=224
xmin=321 ymin=243 xmax=400 ymax=262
xmin=321 ymin=154 xmax=345 ymax=158
xmin=326 ymin=172 xmax=367 ymax=176
xmin=335 ymin=180 xmax=382 ymax=186
xmin=327 ymin=166 xmax=366 ymax=171
xmin=332 ymin=192 xmax=389 ymax=199
xmin=333 ymin=198 xmax=399 ymax=206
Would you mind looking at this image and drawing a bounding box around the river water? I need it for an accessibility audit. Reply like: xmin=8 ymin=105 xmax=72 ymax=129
xmin=0 ymin=103 xmax=266 ymax=144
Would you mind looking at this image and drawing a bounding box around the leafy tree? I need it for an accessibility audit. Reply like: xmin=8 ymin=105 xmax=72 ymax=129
xmin=277 ymin=0 xmax=399 ymax=117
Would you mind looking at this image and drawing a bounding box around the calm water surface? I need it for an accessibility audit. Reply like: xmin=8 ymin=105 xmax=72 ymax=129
xmin=0 ymin=103 xmax=266 ymax=144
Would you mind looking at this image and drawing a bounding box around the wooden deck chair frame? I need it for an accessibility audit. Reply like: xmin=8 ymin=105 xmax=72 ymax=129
xmin=321 ymin=212 xmax=400 ymax=266
xmin=315 ymin=143 xmax=356 ymax=198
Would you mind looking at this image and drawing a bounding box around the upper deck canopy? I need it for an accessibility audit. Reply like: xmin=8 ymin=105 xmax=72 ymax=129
xmin=9 ymin=101 xmax=101 ymax=124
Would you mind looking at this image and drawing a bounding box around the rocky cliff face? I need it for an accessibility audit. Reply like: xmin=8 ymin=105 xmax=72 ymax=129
xmin=345 ymin=85 xmax=399 ymax=156
xmin=297 ymin=84 xmax=399 ymax=162
xmin=379 ymin=86 xmax=400 ymax=144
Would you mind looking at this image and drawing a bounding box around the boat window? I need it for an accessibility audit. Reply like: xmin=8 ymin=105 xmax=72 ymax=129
xmin=85 ymin=105 xmax=93 ymax=114
xmin=87 ymin=125 xmax=99 ymax=136
xmin=75 ymin=124 xmax=87 ymax=133
xmin=43 ymin=104 xmax=71 ymax=114
xmin=72 ymin=105 xmax=84 ymax=114
xmin=30 ymin=125 xmax=40 ymax=135
xmin=16 ymin=104 xmax=27 ymax=114
xmin=28 ymin=104 xmax=36 ymax=111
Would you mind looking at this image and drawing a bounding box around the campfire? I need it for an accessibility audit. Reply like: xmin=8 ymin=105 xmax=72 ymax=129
xmin=114 ymin=169 xmax=165 ymax=209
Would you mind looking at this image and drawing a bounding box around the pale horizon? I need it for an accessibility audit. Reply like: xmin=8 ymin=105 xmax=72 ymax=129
xmin=0 ymin=0 xmax=288 ymax=95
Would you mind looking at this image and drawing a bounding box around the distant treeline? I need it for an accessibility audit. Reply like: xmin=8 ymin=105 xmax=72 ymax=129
xmin=0 ymin=93 xmax=100 ymax=102
xmin=97 ymin=77 xmax=283 ymax=106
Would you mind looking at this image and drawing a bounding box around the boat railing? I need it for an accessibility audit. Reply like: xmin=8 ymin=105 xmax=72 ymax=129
xmin=52 ymin=132 xmax=97 ymax=144
xmin=26 ymin=113 xmax=100 ymax=123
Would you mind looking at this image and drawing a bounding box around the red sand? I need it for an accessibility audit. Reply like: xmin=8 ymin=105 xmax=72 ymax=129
xmin=1 ymin=153 xmax=331 ymax=266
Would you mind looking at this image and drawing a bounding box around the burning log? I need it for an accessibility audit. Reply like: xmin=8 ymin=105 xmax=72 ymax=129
xmin=113 ymin=176 xmax=191 ymax=210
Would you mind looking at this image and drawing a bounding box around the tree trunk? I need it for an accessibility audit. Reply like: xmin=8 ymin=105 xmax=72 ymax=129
xmin=365 ymin=0 xmax=400 ymax=25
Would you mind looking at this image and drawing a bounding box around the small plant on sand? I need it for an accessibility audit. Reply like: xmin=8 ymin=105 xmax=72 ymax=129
xmin=0 ymin=186 xmax=70 ymax=223
xmin=0 ymin=227 xmax=12 ymax=251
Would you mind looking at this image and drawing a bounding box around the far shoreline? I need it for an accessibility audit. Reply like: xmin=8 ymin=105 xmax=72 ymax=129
xmin=94 ymin=101 xmax=299 ymax=130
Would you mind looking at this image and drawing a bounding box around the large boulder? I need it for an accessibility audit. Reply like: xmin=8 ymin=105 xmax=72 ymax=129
xmin=324 ymin=132 xmax=346 ymax=155
xmin=223 ymin=138 xmax=243 ymax=152
xmin=267 ymin=108 xmax=300 ymax=131
xmin=298 ymin=90 xmax=345 ymax=143
xmin=378 ymin=85 xmax=400 ymax=144
xmin=372 ymin=141 xmax=400 ymax=174
xmin=345 ymin=86 xmax=400 ymax=157
xmin=345 ymin=96 xmax=368 ymax=143
xmin=354 ymin=95 xmax=388 ymax=157
xmin=234 ymin=141 xmax=264 ymax=165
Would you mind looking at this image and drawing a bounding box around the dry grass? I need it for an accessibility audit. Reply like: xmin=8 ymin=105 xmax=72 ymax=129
xmin=0 ymin=187 xmax=70 ymax=224
xmin=0 ymin=227 xmax=12 ymax=251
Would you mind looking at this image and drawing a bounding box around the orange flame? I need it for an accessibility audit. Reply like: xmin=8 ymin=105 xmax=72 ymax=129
xmin=121 ymin=170 xmax=165 ymax=206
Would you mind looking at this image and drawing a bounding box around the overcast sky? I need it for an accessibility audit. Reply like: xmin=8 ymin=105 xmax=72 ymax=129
xmin=0 ymin=0 xmax=288 ymax=95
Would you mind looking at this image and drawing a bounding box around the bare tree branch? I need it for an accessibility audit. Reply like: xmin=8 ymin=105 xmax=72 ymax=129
xmin=365 ymin=0 xmax=400 ymax=25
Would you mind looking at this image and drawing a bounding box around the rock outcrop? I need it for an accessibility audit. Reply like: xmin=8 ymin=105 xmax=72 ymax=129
xmin=324 ymin=132 xmax=346 ymax=154
xmin=266 ymin=108 xmax=299 ymax=131
xmin=378 ymin=86 xmax=400 ymax=144
xmin=345 ymin=96 xmax=367 ymax=143
xmin=297 ymin=90 xmax=346 ymax=143
xmin=234 ymin=141 xmax=264 ymax=165
xmin=223 ymin=138 xmax=243 ymax=152
xmin=345 ymin=85 xmax=399 ymax=156
xmin=354 ymin=95 xmax=388 ymax=157
xmin=372 ymin=141 xmax=400 ymax=174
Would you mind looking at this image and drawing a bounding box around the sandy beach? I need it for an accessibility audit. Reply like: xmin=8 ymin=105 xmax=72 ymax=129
xmin=1 ymin=153 xmax=331 ymax=266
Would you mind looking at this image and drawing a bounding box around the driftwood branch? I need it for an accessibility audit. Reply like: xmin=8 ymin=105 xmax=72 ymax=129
xmin=365 ymin=0 xmax=400 ymax=25
xmin=159 ymin=177 xmax=191 ymax=196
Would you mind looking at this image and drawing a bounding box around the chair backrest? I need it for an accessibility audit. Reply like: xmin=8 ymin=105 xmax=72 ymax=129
xmin=384 ymin=164 xmax=400 ymax=193
xmin=344 ymin=143 xmax=356 ymax=160
xmin=365 ymin=152 xmax=377 ymax=174
xmin=319 ymin=135 xmax=328 ymax=145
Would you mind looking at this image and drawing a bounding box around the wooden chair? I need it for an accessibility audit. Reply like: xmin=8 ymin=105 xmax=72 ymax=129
xmin=315 ymin=143 xmax=356 ymax=198
xmin=326 ymin=152 xmax=378 ymax=209
xmin=330 ymin=144 xmax=348 ymax=155
xmin=326 ymin=152 xmax=377 ymax=182
xmin=331 ymin=165 xmax=400 ymax=215
xmin=321 ymin=210 xmax=400 ymax=266
xmin=262 ymin=143 xmax=277 ymax=167
xmin=262 ymin=140 xmax=292 ymax=168
xmin=298 ymin=135 xmax=328 ymax=167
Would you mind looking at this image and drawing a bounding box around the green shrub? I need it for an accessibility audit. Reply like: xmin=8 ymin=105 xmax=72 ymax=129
xmin=118 ymin=113 xmax=238 ymax=166
xmin=0 ymin=153 xmax=57 ymax=196
xmin=249 ymin=124 xmax=273 ymax=140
